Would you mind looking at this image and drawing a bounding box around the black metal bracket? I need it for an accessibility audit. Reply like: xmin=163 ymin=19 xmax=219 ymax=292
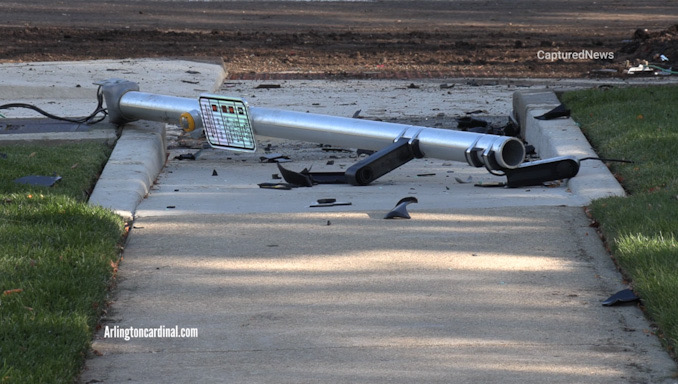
xmin=504 ymin=156 xmax=580 ymax=187
xmin=345 ymin=137 xmax=424 ymax=186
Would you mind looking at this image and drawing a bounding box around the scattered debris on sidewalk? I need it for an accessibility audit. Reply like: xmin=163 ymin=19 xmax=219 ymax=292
xmin=534 ymin=103 xmax=571 ymax=120
xmin=309 ymin=198 xmax=352 ymax=208
xmin=14 ymin=175 xmax=61 ymax=187
xmin=276 ymin=163 xmax=346 ymax=186
xmin=602 ymin=289 xmax=640 ymax=306
xmin=384 ymin=196 xmax=418 ymax=219
xmin=456 ymin=116 xmax=488 ymax=129
xmin=259 ymin=153 xmax=291 ymax=163
xmin=174 ymin=153 xmax=196 ymax=161
xmin=258 ymin=182 xmax=295 ymax=190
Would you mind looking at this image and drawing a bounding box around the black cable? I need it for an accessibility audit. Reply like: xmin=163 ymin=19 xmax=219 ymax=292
xmin=580 ymin=157 xmax=634 ymax=164
xmin=0 ymin=85 xmax=108 ymax=125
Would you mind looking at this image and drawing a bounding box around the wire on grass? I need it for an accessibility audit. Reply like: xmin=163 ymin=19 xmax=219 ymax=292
xmin=0 ymin=85 xmax=108 ymax=124
xmin=648 ymin=65 xmax=678 ymax=75
xmin=580 ymin=157 xmax=634 ymax=164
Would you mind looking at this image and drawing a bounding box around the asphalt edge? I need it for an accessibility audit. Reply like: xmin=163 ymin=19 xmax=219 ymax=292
xmin=513 ymin=89 xmax=626 ymax=204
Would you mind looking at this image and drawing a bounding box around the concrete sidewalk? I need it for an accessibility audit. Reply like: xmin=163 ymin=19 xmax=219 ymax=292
xmin=2 ymin=60 xmax=676 ymax=383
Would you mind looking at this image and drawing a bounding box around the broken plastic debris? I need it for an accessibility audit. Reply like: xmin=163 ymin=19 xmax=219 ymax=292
xmin=259 ymin=153 xmax=291 ymax=163
xmin=277 ymin=163 xmax=346 ymax=186
xmin=602 ymin=289 xmax=640 ymax=306
xmin=14 ymin=175 xmax=62 ymax=187
xmin=212 ymin=169 xmax=218 ymax=176
xmin=626 ymin=64 xmax=655 ymax=75
xmin=384 ymin=196 xmax=418 ymax=219
xmin=310 ymin=198 xmax=352 ymax=208
xmin=258 ymin=182 xmax=295 ymax=190
xmin=456 ymin=116 xmax=488 ymax=129
xmin=174 ymin=153 xmax=196 ymax=160
xmin=474 ymin=181 xmax=506 ymax=188
xmin=454 ymin=176 xmax=473 ymax=184
xmin=534 ymin=104 xmax=571 ymax=120
xmin=277 ymin=163 xmax=313 ymax=187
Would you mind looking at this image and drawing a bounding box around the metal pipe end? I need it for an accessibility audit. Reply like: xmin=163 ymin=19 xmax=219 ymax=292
xmin=492 ymin=137 xmax=525 ymax=169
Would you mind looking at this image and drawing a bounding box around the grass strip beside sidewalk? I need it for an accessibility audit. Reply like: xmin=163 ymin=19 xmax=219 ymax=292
xmin=562 ymin=85 xmax=678 ymax=356
xmin=0 ymin=143 xmax=125 ymax=383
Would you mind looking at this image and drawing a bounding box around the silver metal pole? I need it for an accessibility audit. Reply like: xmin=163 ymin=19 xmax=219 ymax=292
xmin=107 ymin=85 xmax=525 ymax=170
xmin=250 ymin=106 xmax=525 ymax=169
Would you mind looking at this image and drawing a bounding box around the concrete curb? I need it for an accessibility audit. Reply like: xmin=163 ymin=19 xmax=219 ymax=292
xmin=88 ymin=122 xmax=167 ymax=221
xmin=513 ymin=90 xmax=626 ymax=204
xmin=58 ymin=58 xmax=229 ymax=220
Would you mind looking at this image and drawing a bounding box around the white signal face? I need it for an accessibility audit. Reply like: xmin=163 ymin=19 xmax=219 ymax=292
xmin=198 ymin=95 xmax=256 ymax=152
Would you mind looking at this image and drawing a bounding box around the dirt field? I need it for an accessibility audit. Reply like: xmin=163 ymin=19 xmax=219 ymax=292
xmin=1 ymin=0 xmax=677 ymax=79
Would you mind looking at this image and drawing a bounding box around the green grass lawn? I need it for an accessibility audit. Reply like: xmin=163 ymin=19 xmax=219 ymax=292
xmin=562 ymin=84 xmax=678 ymax=356
xmin=0 ymin=142 xmax=125 ymax=383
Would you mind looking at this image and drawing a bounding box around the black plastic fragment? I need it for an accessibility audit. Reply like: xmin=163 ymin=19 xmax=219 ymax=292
xmin=534 ymin=104 xmax=571 ymax=120
xmin=384 ymin=196 xmax=418 ymax=219
xmin=277 ymin=163 xmax=346 ymax=186
xmin=346 ymin=137 xmax=422 ymax=186
xmin=212 ymin=169 xmax=218 ymax=176
xmin=474 ymin=181 xmax=506 ymax=188
xmin=277 ymin=163 xmax=313 ymax=187
xmin=310 ymin=201 xmax=352 ymax=208
xmin=259 ymin=153 xmax=291 ymax=163
xmin=317 ymin=198 xmax=337 ymax=204
xmin=258 ymin=182 xmax=296 ymax=190
xmin=602 ymin=289 xmax=640 ymax=306
xmin=505 ymin=156 xmax=580 ymax=188
xmin=456 ymin=116 xmax=488 ymax=129
xmin=303 ymin=170 xmax=347 ymax=184
xmin=14 ymin=175 xmax=62 ymax=187
xmin=174 ymin=153 xmax=196 ymax=160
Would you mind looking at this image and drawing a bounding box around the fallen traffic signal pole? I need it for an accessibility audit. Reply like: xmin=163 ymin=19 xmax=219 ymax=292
xmin=98 ymin=78 xmax=578 ymax=187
